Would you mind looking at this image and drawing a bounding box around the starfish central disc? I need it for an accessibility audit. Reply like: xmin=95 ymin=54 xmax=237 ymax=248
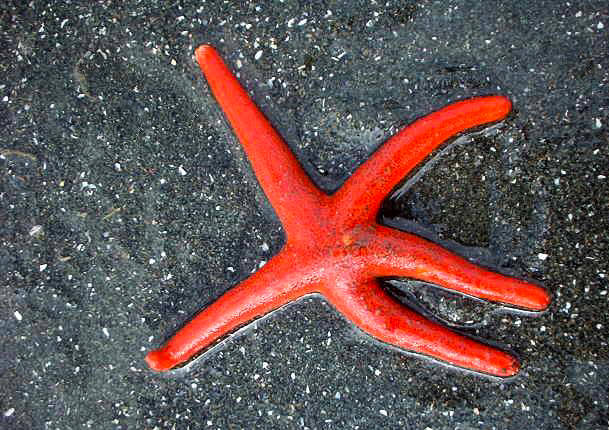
xmin=145 ymin=45 xmax=550 ymax=377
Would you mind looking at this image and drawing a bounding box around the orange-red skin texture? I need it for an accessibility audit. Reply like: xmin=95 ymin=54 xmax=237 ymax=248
xmin=145 ymin=45 xmax=550 ymax=377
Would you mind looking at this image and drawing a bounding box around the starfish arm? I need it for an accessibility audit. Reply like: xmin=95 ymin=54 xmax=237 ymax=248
xmin=146 ymin=249 xmax=316 ymax=371
xmin=324 ymin=280 xmax=520 ymax=377
xmin=332 ymin=96 xmax=512 ymax=227
xmin=365 ymin=226 xmax=551 ymax=311
xmin=196 ymin=45 xmax=326 ymax=241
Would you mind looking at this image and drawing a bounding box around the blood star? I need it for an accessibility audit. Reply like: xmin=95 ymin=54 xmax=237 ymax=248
xmin=145 ymin=45 xmax=550 ymax=377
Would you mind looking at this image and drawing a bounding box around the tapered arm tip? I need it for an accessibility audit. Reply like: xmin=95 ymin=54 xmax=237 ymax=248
xmin=485 ymin=95 xmax=512 ymax=121
xmin=525 ymin=285 xmax=552 ymax=311
xmin=195 ymin=44 xmax=217 ymax=62
xmin=490 ymin=352 xmax=520 ymax=377
xmin=145 ymin=349 xmax=173 ymax=372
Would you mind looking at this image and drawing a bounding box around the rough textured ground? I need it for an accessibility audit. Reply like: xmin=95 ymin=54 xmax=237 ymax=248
xmin=1 ymin=1 xmax=608 ymax=429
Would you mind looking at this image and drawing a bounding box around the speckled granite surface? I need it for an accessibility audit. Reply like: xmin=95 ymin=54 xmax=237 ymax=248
xmin=1 ymin=1 xmax=608 ymax=428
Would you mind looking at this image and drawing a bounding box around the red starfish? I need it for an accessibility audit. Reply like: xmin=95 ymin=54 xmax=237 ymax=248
xmin=145 ymin=45 xmax=550 ymax=377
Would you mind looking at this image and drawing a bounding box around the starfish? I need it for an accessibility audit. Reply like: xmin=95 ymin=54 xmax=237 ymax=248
xmin=145 ymin=45 xmax=550 ymax=377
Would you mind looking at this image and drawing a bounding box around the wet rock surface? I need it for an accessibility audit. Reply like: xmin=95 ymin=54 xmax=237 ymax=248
xmin=1 ymin=1 xmax=608 ymax=428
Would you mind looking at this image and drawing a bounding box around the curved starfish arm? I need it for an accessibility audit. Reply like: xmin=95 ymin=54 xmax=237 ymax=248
xmin=146 ymin=249 xmax=315 ymax=371
xmin=196 ymin=45 xmax=326 ymax=241
xmin=324 ymin=279 xmax=520 ymax=377
xmin=366 ymin=226 xmax=551 ymax=311
xmin=333 ymin=96 xmax=512 ymax=227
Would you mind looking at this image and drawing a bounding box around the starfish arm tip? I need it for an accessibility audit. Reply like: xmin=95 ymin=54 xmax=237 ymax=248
xmin=492 ymin=353 xmax=520 ymax=378
xmin=467 ymin=94 xmax=512 ymax=123
xmin=195 ymin=43 xmax=215 ymax=55
xmin=526 ymin=285 xmax=552 ymax=312
xmin=145 ymin=349 xmax=173 ymax=372
xmin=490 ymin=94 xmax=512 ymax=119
xmin=195 ymin=44 xmax=219 ymax=66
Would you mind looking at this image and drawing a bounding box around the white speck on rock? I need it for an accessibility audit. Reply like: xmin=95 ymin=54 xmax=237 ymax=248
xmin=595 ymin=118 xmax=602 ymax=128
xmin=178 ymin=165 xmax=187 ymax=176
xmin=537 ymin=253 xmax=548 ymax=261
xmin=14 ymin=311 xmax=22 ymax=321
xmin=102 ymin=327 xmax=110 ymax=338
xmin=380 ymin=409 xmax=388 ymax=416
xmin=598 ymin=22 xmax=604 ymax=30
xmin=3 ymin=408 xmax=14 ymax=417
xmin=255 ymin=50 xmax=263 ymax=60
xmin=29 ymin=225 xmax=43 ymax=236
xmin=39 ymin=264 xmax=47 ymax=272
